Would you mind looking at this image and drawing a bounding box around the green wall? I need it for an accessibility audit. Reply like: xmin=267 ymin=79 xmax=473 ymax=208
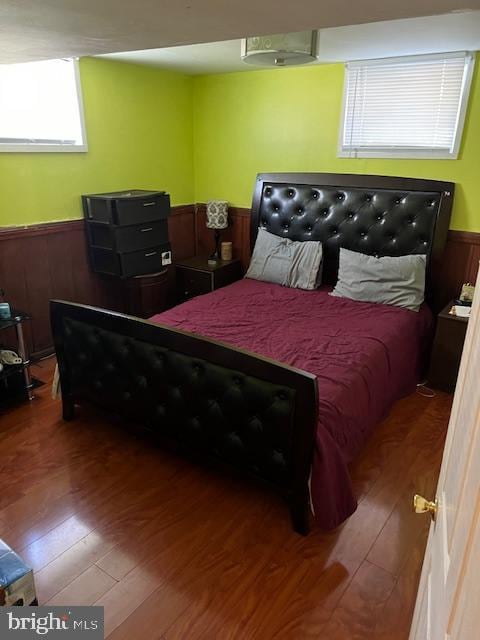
xmin=192 ymin=54 xmax=480 ymax=232
xmin=1 ymin=53 xmax=479 ymax=231
xmin=0 ymin=57 xmax=194 ymax=226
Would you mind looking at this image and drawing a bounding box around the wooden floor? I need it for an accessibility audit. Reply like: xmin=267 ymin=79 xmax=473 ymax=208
xmin=0 ymin=357 xmax=451 ymax=639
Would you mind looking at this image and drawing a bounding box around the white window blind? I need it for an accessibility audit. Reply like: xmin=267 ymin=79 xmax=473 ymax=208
xmin=0 ymin=58 xmax=87 ymax=152
xmin=339 ymin=52 xmax=474 ymax=159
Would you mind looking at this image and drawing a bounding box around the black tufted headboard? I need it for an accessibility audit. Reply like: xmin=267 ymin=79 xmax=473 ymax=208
xmin=251 ymin=173 xmax=453 ymax=302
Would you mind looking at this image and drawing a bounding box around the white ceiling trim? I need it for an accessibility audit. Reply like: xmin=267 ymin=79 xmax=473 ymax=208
xmin=99 ymin=12 xmax=480 ymax=75
xmin=1 ymin=0 xmax=479 ymax=64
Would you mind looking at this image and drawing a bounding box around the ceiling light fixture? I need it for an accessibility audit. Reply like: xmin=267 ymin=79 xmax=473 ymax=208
xmin=241 ymin=31 xmax=318 ymax=67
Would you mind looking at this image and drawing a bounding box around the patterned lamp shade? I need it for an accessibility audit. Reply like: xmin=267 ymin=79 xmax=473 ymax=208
xmin=206 ymin=200 xmax=229 ymax=229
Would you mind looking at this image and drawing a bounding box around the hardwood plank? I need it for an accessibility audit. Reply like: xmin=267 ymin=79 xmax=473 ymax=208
xmin=99 ymin=567 xmax=164 ymax=637
xmin=104 ymin=498 xmax=275 ymax=638
xmin=210 ymin=553 xmax=359 ymax=640
xmin=92 ymin=467 xmax=215 ymax=582
xmin=46 ymin=565 xmax=116 ymax=606
xmin=99 ymin=485 xmax=277 ymax=637
xmin=372 ymin=519 xmax=430 ymax=640
xmin=366 ymin=428 xmax=446 ymax=577
xmin=107 ymin=582 xmax=191 ymax=640
xmin=20 ymin=515 xmax=94 ymax=572
xmin=0 ymin=360 xmax=450 ymax=638
xmin=0 ymin=469 xmax=83 ymax=547
xmin=36 ymin=530 xmax=117 ymax=604
xmin=32 ymin=461 xmax=205 ymax=599
xmin=349 ymin=392 xmax=427 ymax=502
xmin=345 ymin=393 xmax=451 ymax=558
xmin=352 ymin=392 xmax=451 ymax=506
xmin=95 ymin=548 xmax=137 ymax=583
xmin=160 ymin=507 xmax=280 ymax=639
xmin=318 ymin=561 xmax=396 ymax=640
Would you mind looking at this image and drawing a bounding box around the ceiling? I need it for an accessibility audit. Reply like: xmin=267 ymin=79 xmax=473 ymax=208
xmin=1 ymin=0 xmax=480 ymax=64
xmin=101 ymin=12 xmax=480 ymax=74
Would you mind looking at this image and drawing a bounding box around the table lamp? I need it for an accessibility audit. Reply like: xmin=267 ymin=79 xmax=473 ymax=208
xmin=206 ymin=200 xmax=229 ymax=264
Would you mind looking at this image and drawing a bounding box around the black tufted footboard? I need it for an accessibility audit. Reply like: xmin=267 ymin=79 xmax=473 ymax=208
xmin=50 ymin=300 xmax=318 ymax=534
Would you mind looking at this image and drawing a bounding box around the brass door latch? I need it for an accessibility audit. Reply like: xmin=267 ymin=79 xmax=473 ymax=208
xmin=413 ymin=494 xmax=438 ymax=521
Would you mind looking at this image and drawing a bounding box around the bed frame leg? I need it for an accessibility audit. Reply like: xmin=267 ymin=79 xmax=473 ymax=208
xmin=290 ymin=493 xmax=310 ymax=536
xmin=62 ymin=396 xmax=75 ymax=421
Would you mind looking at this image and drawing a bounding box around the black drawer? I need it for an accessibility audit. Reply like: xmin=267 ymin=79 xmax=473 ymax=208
xmin=177 ymin=268 xmax=212 ymax=299
xmin=88 ymin=220 xmax=168 ymax=253
xmin=120 ymin=247 xmax=166 ymax=278
xmin=91 ymin=243 xmax=171 ymax=278
xmin=115 ymin=194 xmax=169 ymax=226
xmin=82 ymin=190 xmax=170 ymax=225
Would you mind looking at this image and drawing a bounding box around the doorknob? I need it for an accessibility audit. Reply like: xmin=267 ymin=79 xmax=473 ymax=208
xmin=413 ymin=494 xmax=437 ymax=520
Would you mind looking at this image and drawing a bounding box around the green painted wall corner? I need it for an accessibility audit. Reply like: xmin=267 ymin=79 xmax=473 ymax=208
xmin=0 ymin=53 xmax=479 ymax=232
xmin=192 ymin=53 xmax=480 ymax=232
xmin=0 ymin=57 xmax=194 ymax=226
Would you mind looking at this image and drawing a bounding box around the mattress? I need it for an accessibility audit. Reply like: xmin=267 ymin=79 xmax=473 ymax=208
xmin=150 ymin=278 xmax=433 ymax=529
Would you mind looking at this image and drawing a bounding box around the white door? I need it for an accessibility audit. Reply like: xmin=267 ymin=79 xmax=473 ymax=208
xmin=409 ymin=265 xmax=480 ymax=640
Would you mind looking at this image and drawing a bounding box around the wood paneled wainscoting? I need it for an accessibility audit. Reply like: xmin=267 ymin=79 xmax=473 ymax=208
xmin=440 ymin=230 xmax=480 ymax=302
xmin=0 ymin=205 xmax=195 ymax=359
xmin=0 ymin=203 xmax=478 ymax=359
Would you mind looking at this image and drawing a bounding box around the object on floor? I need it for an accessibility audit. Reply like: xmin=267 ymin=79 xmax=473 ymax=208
xmin=0 ymin=540 xmax=37 ymax=606
xmin=0 ymin=310 xmax=34 ymax=402
xmin=52 ymin=363 xmax=60 ymax=399
xmin=0 ymin=350 xmax=22 ymax=365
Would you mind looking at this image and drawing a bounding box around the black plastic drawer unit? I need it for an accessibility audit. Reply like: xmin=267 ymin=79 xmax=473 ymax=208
xmin=82 ymin=190 xmax=171 ymax=278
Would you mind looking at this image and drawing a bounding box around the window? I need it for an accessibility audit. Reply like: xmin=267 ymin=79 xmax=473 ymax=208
xmin=0 ymin=58 xmax=87 ymax=152
xmin=339 ymin=52 xmax=474 ymax=159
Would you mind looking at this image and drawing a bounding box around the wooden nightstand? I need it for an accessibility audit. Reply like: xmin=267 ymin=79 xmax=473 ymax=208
xmin=427 ymin=300 xmax=469 ymax=392
xmin=176 ymin=256 xmax=242 ymax=302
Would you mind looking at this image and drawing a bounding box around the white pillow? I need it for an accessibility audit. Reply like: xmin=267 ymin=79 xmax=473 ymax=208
xmin=330 ymin=248 xmax=426 ymax=311
xmin=246 ymin=228 xmax=322 ymax=290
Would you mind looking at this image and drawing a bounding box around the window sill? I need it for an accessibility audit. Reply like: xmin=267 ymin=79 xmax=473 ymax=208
xmin=0 ymin=144 xmax=88 ymax=153
xmin=337 ymin=149 xmax=458 ymax=160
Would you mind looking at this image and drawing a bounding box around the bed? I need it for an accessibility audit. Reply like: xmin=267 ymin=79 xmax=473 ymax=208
xmin=51 ymin=173 xmax=454 ymax=534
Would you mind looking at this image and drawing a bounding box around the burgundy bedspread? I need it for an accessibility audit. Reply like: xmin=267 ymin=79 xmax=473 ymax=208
xmin=150 ymin=278 xmax=432 ymax=529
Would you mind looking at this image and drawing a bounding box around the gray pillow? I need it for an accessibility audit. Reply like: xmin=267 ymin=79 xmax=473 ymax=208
xmin=330 ymin=248 xmax=426 ymax=311
xmin=246 ymin=228 xmax=323 ymax=290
